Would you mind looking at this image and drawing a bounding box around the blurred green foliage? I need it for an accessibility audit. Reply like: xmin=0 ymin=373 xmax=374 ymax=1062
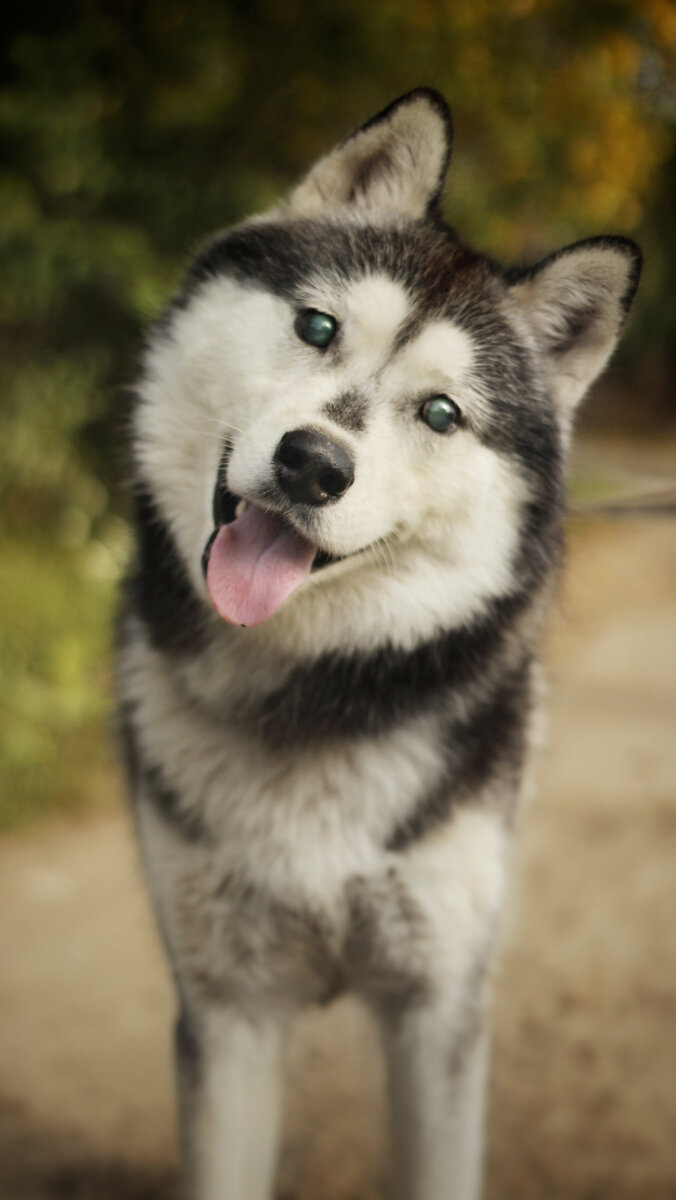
xmin=1 ymin=0 xmax=674 ymax=828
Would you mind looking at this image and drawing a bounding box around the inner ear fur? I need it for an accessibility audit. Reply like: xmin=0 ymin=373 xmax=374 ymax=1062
xmin=286 ymin=88 xmax=453 ymax=221
xmin=509 ymin=236 xmax=641 ymax=414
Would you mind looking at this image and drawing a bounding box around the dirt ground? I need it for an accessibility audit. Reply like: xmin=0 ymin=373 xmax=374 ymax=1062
xmin=2 ymin=456 xmax=675 ymax=1198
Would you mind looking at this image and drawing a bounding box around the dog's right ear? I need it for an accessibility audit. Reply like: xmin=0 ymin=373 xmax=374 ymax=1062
xmin=285 ymin=89 xmax=453 ymax=222
xmin=508 ymin=236 xmax=642 ymax=418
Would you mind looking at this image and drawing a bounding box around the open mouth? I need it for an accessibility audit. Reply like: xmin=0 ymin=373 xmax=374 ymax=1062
xmin=205 ymin=480 xmax=343 ymax=574
xmin=201 ymin=459 xmax=344 ymax=628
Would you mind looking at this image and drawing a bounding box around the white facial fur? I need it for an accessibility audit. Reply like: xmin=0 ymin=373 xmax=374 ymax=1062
xmin=135 ymin=265 xmax=529 ymax=654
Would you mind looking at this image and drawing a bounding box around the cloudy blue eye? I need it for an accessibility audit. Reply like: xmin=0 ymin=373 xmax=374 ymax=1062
xmin=420 ymin=395 xmax=461 ymax=433
xmin=295 ymin=309 xmax=338 ymax=348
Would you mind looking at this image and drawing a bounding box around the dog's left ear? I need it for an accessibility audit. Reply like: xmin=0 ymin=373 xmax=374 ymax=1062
xmin=286 ymin=88 xmax=453 ymax=221
xmin=509 ymin=236 xmax=641 ymax=416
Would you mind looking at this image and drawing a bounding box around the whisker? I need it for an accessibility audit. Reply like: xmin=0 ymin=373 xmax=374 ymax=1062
xmin=186 ymin=417 xmax=248 ymax=439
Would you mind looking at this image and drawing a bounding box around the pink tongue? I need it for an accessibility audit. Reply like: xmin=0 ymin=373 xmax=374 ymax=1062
xmin=205 ymin=506 xmax=317 ymax=626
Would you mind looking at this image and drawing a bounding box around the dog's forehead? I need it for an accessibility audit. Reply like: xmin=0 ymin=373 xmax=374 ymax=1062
xmin=402 ymin=319 xmax=475 ymax=378
xmin=343 ymin=275 xmax=410 ymax=337
xmin=333 ymin=273 xmax=474 ymax=373
xmin=337 ymin=274 xmax=475 ymax=380
xmin=338 ymin=274 xmax=411 ymax=365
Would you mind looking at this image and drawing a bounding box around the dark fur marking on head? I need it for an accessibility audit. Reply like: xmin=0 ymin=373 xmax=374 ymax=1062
xmin=253 ymin=593 xmax=526 ymax=747
xmin=442 ymin=292 xmax=567 ymax=588
xmin=184 ymin=223 xmax=309 ymax=303
xmin=386 ymin=656 xmax=533 ymax=852
xmin=322 ymin=390 xmax=368 ymax=433
xmin=130 ymin=486 xmax=209 ymax=656
xmin=179 ymin=218 xmax=470 ymax=315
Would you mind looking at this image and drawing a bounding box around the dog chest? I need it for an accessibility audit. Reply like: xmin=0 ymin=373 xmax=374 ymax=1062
xmin=137 ymin=789 xmax=507 ymax=1014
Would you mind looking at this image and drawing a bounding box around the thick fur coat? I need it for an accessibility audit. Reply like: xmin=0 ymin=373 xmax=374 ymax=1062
xmin=116 ymin=89 xmax=640 ymax=1200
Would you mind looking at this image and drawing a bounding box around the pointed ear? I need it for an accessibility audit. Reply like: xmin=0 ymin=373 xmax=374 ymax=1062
xmin=286 ymin=88 xmax=453 ymax=221
xmin=509 ymin=236 xmax=641 ymax=415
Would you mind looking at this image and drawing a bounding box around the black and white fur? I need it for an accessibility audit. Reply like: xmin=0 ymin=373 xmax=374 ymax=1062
xmin=117 ymin=89 xmax=640 ymax=1200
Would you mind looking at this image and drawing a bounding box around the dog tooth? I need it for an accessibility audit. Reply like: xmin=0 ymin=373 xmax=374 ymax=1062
xmin=234 ymin=500 xmax=249 ymax=519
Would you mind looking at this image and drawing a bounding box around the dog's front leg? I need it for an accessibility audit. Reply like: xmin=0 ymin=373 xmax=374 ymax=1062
xmin=383 ymin=999 xmax=490 ymax=1200
xmin=175 ymin=1003 xmax=286 ymax=1200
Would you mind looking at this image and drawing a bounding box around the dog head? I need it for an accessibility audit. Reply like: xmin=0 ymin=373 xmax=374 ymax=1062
xmin=133 ymin=90 xmax=640 ymax=646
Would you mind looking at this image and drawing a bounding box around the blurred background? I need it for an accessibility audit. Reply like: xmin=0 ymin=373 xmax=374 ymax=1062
xmin=1 ymin=0 xmax=674 ymax=830
xmin=1 ymin=3 xmax=675 ymax=1198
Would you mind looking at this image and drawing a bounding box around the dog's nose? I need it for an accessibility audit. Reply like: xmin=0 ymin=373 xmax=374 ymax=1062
xmin=274 ymin=428 xmax=355 ymax=506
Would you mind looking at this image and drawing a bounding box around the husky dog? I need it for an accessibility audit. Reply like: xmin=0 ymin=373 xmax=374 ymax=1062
xmin=117 ymin=89 xmax=640 ymax=1200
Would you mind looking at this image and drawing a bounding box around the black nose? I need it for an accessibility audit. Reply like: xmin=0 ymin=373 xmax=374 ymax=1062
xmin=274 ymin=428 xmax=355 ymax=506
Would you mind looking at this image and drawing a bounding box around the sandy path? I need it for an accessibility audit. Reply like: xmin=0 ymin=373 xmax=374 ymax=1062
xmin=1 ymin=511 xmax=675 ymax=1199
